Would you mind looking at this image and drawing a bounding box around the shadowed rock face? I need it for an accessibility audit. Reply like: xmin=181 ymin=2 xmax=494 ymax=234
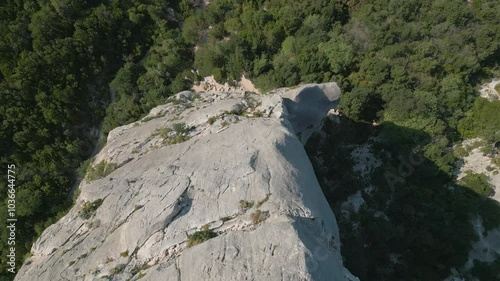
xmin=15 ymin=83 xmax=357 ymax=281
xmin=282 ymin=83 xmax=341 ymax=143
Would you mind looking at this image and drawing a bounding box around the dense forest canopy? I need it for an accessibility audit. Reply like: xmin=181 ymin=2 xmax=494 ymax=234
xmin=1 ymin=0 xmax=499 ymax=280
xmin=0 ymin=0 xmax=194 ymax=278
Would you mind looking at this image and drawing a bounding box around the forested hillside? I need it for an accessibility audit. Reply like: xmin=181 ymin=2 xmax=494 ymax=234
xmin=0 ymin=0 xmax=194 ymax=278
xmin=186 ymin=3 xmax=500 ymax=278
xmin=1 ymin=0 xmax=500 ymax=280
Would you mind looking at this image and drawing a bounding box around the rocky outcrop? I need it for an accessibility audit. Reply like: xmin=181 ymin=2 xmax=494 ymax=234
xmin=15 ymin=83 xmax=357 ymax=281
xmin=479 ymin=78 xmax=500 ymax=101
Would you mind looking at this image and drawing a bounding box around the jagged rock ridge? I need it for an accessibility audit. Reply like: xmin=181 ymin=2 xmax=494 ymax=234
xmin=15 ymin=83 xmax=358 ymax=281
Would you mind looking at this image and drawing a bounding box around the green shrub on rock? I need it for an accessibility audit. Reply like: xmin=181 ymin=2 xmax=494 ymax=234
xmin=86 ymin=161 xmax=118 ymax=182
xmin=187 ymin=230 xmax=217 ymax=247
xmin=80 ymin=199 xmax=104 ymax=220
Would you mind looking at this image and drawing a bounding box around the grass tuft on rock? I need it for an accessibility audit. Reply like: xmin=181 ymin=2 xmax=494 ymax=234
xmin=80 ymin=199 xmax=104 ymax=220
xmin=220 ymin=216 xmax=232 ymax=222
xmin=154 ymin=122 xmax=191 ymax=145
xmin=110 ymin=264 xmax=126 ymax=275
xmin=250 ymin=210 xmax=268 ymax=224
xmin=239 ymin=200 xmax=254 ymax=211
xmin=208 ymin=116 xmax=219 ymax=125
xmin=255 ymin=194 xmax=270 ymax=208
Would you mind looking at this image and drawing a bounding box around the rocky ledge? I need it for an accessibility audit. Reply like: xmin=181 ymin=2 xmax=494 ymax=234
xmin=15 ymin=83 xmax=358 ymax=281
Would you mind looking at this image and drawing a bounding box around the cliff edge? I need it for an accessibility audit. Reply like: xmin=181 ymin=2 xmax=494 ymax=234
xmin=15 ymin=83 xmax=358 ymax=281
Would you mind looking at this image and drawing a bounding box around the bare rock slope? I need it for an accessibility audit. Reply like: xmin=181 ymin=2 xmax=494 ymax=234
xmin=15 ymin=83 xmax=357 ymax=281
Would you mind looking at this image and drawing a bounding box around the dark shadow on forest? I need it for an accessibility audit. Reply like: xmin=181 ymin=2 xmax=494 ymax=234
xmin=305 ymin=116 xmax=500 ymax=281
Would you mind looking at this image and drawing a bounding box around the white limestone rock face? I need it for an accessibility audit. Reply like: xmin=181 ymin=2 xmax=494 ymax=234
xmin=15 ymin=83 xmax=357 ymax=281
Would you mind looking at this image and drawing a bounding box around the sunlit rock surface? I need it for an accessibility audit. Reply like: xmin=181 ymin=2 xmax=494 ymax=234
xmin=15 ymin=83 xmax=357 ymax=281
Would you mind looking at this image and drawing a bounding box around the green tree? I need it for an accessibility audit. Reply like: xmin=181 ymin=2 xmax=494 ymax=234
xmin=339 ymin=88 xmax=383 ymax=122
